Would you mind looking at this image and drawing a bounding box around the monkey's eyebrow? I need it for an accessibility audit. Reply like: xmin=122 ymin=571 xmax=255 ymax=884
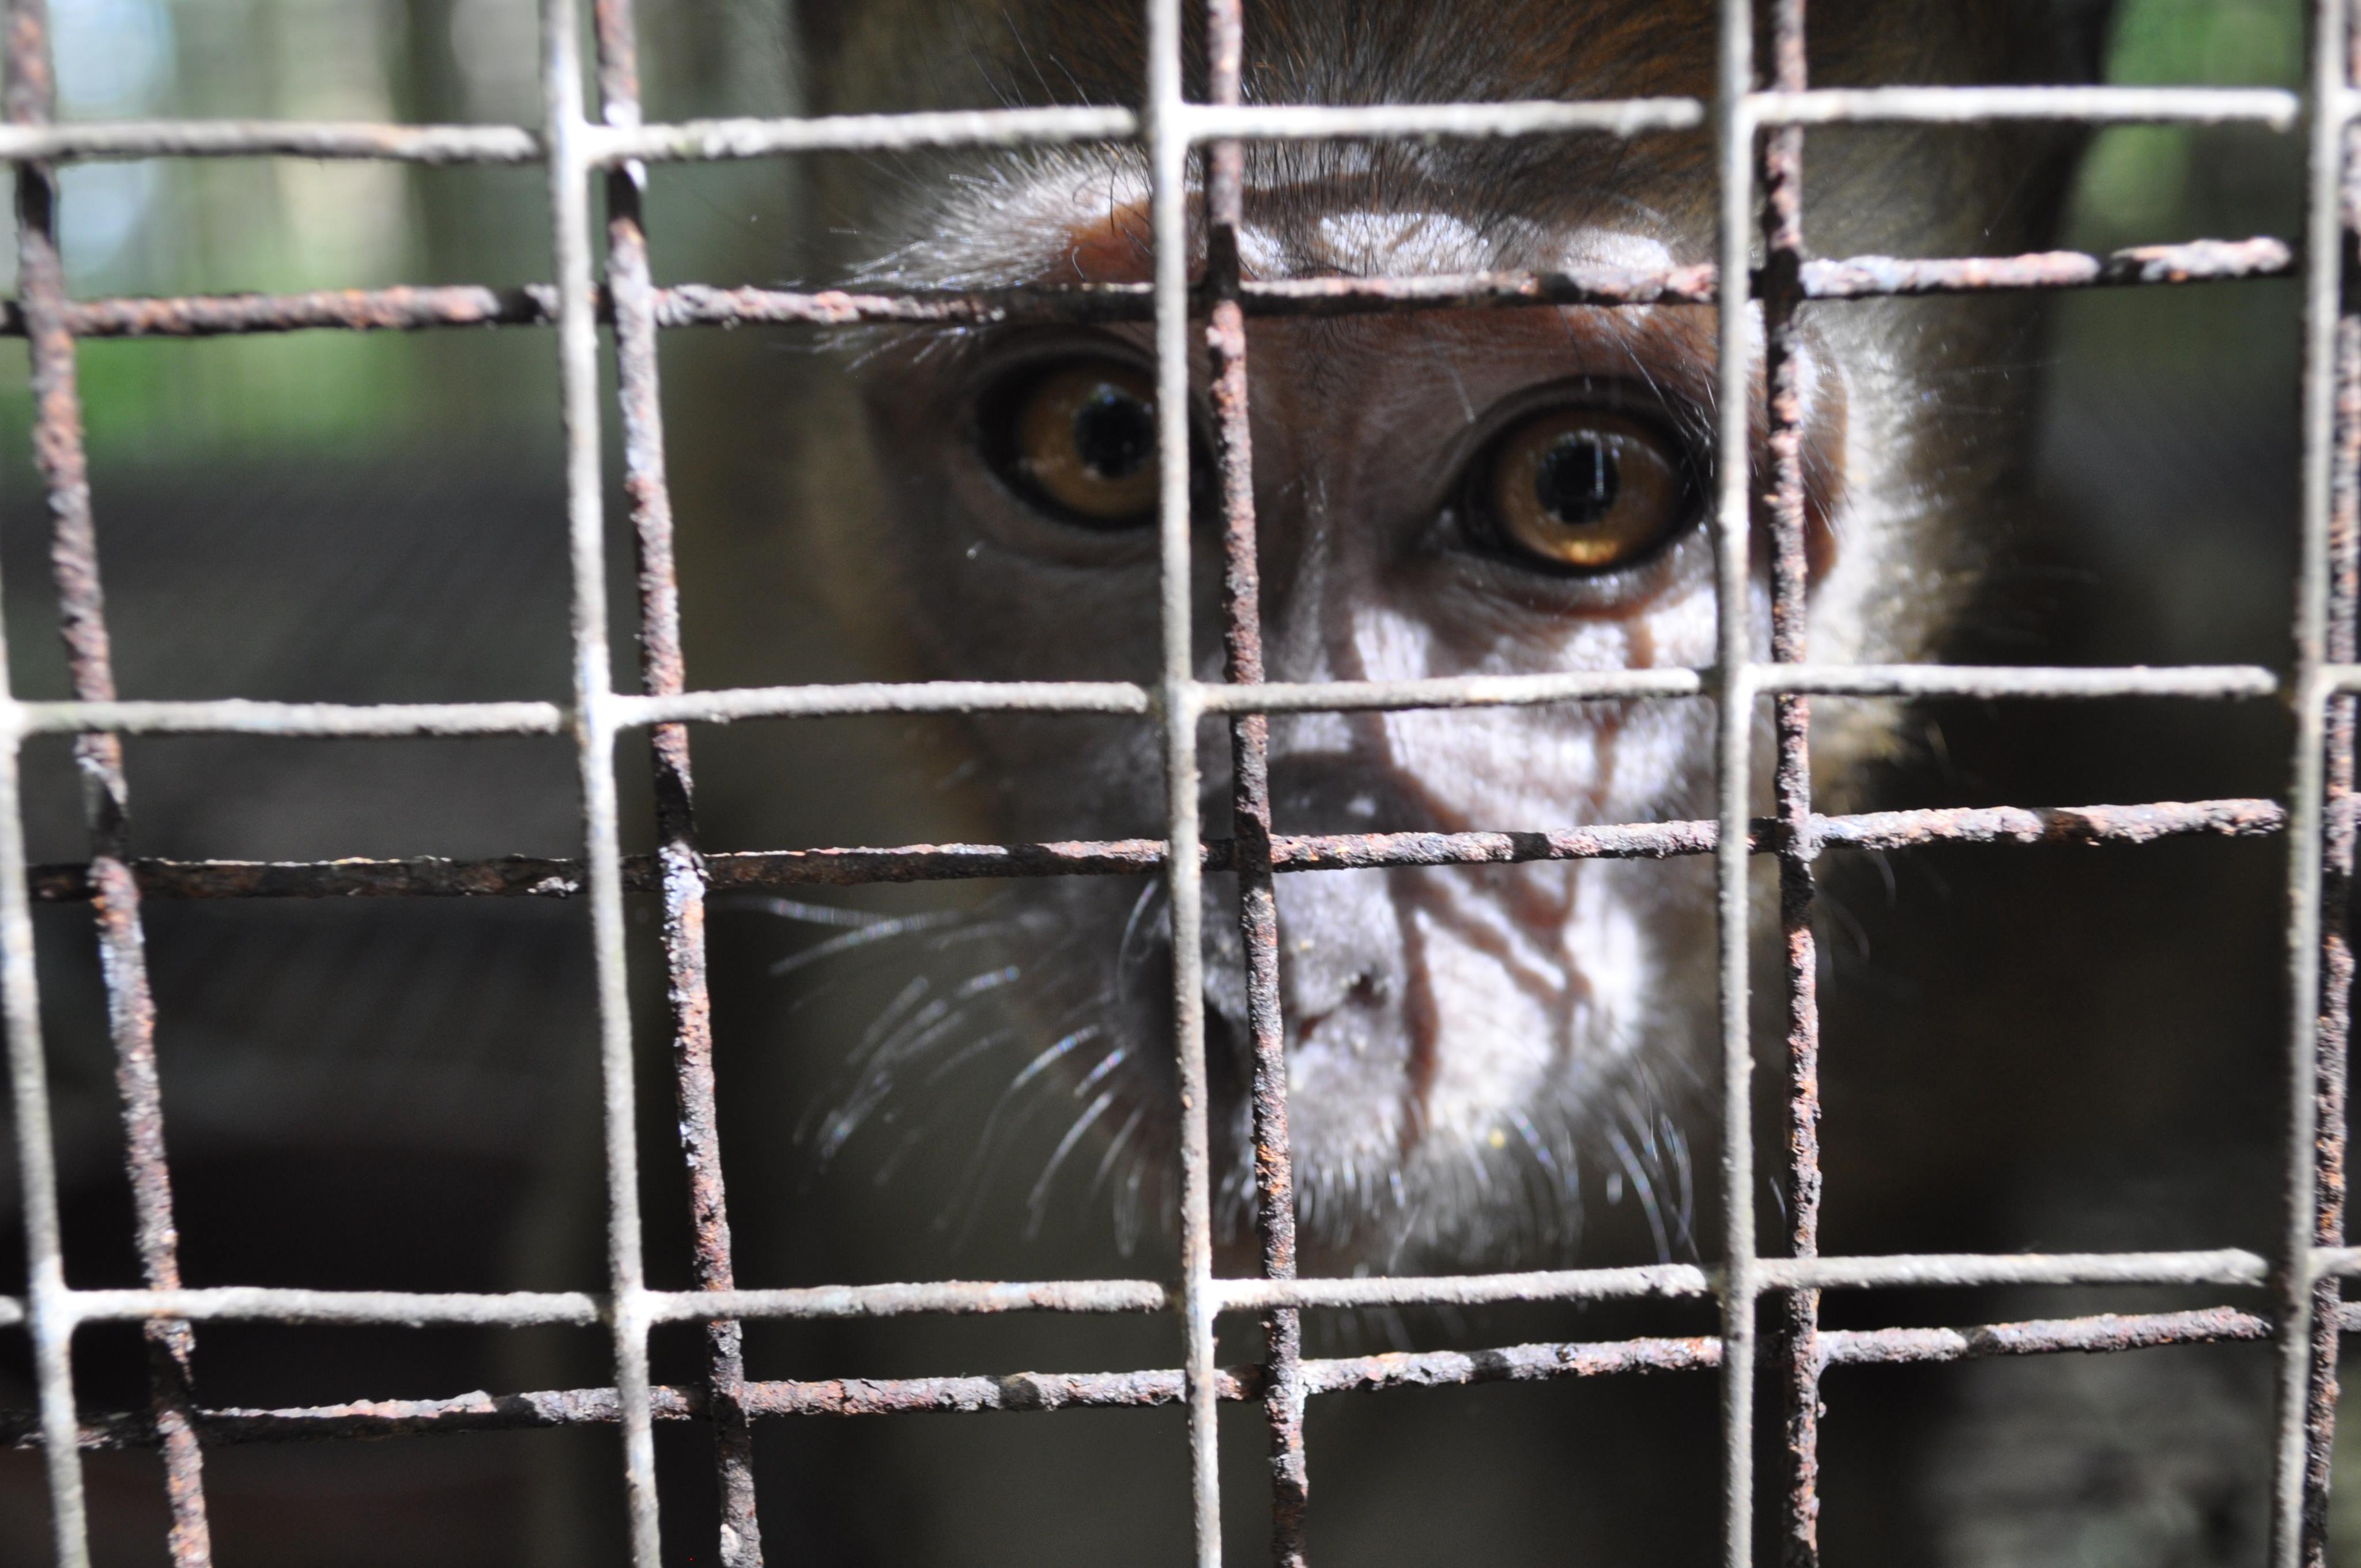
xmin=851 ymin=154 xmax=1156 ymax=292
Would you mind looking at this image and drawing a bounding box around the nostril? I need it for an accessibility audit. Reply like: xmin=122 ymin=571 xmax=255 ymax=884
xmin=1292 ymin=970 xmax=1390 ymax=1050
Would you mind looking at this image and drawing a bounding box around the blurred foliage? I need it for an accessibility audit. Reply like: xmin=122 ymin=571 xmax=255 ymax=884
xmin=1 ymin=0 xmax=799 ymax=464
xmin=2077 ymin=0 xmax=2301 ymax=240
xmin=2034 ymin=0 xmax=2305 ymax=403
xmin=2113 ymin=0 xmax=2300 ymax=82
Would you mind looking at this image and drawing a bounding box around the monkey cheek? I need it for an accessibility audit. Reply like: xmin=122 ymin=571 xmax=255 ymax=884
xmin=1420 ymin=885 xmax=1649 ymax=1148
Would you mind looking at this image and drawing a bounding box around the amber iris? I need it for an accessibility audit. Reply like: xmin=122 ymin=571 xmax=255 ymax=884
xmin=1480 ymin=408 xmax=1688 ymax=572
xmin=1004 ymin=361 xmax=1160 ymax=526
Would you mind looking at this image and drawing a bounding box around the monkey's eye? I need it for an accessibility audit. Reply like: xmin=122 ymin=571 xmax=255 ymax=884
xmin=987 ymin=359 xmax=1161 ymax=527
xmin=1465 ymin=407 xmax=1694 ymax=573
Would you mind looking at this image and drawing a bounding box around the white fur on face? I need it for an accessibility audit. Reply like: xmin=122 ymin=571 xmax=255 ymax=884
xmin=834 ymin=150 xmax=1966 ymax=1263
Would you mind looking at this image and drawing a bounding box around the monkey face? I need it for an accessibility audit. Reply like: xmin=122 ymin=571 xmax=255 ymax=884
xmin=832 ymin=180 xmax=1823 ymax=1265
xmin=804 ymin=0 xmax=2090 ymax=1266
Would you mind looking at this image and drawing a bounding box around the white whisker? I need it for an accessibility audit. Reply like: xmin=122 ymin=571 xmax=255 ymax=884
xmin=1025 ymin=1087 xmax=1121 ymax=1237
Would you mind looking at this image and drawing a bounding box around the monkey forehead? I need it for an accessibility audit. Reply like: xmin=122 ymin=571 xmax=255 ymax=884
xmin=1263 ymin=209 xmax=1675 ymax=284
xmin=859 ymin=156 xmax=1683 ymax=288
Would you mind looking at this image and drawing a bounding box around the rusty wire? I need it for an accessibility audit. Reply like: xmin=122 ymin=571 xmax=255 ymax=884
xmin=2279 ymin=2 xmax=2357 ymax=1563
xmin=2301 ymin=32 xmax=2361 ymax=1553
xmin=1202 ymin=2 xmax=1308 ymax=1562
xmin=0 ymin=233 xmax=2300 ymax=341
xmin=4 ymin=2 xmax=208 ymax=1561
xmin=1759 ymin=0 xmax=1819 ymax=1560
xmin=591 ymin=0 xmax=761 ymax=1558
xmin=0 ymin=0 xmax=2353 ymax=1564
xmin=0 ymin=1304 xmax=2288 ymax=1453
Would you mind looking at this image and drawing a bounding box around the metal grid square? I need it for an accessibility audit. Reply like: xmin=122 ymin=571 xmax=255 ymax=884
xmin=0 ymin=0 xmax=2350 ymax=1563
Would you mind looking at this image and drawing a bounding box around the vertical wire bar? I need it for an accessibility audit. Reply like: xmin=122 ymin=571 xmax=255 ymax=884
xmin=1201 ymin=3 xmax=1307 ymax=1563
xmin=0 ymin=718 xmax=82 ymax=1568
xmin=1759 ymin=3 xmax=1818 ymax=1566
xmin=543 ymin=0 xmax=661 ymax=1561
xmin=2306 ymin=304 xmax=2358 ymax=1567
xmin=1146 ymin=0 xmax=1221 ymax=1560
xmin=0 ymin=34 xmax=89 ymax=1556
xmin=1714 ymin=0 xmax=1761 ymax=1563
xmin=5 ymin=10 xmax=210 ymax=1563
xmin=0 ymin=37 xmax=82 ymax=1557
xmin=589 ymin=5 xmax=761 ymax=1562
xmin=6 ymin=4 xmax=205 ymax=1562
xmin=2279 ymin=0 xmax=2352 ymax=1562
xmin=2303 ymin=17 xmax=2361 ymax=1562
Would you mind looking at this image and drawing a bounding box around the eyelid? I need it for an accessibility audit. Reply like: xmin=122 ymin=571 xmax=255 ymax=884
xmin=1435 ymin=379 xmax=1710 ymax=490
xmin=963 ymin=330 xmax=1159 ymax=401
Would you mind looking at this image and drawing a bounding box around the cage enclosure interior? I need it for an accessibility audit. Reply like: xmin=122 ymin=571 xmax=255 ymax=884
xmin=0 ymin=0 xmax=2353 ymax=1565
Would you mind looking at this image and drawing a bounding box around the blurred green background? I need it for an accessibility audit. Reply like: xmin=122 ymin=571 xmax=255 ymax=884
xmin=0 ymin=0 xmax=804 ymax=464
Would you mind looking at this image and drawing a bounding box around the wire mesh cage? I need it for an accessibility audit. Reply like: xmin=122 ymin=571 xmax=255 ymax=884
xmin=0 ymin=0 xmax=2352 ymax=1563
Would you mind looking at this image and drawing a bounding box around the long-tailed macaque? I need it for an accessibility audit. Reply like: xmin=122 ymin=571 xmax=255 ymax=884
xmin=755 ymin=1 xmax=2288 ymax=1562
xmin=799 ymin=0 xmax=2109 ymax=1253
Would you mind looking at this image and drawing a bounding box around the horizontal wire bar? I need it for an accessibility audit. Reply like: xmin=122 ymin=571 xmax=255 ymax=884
xmin=1752 ymin=664 xmax=2280 ymax=699
xmin=1217 ymin=1263 xmax=1712 ymax=1310
xmin=1194 ymin=663 xmax=2279 ymax=716
xmin=63 ymin=1288 xmax=601 ymax=1327
xmin=1814 ymin=1305 xmax=2272 ymax=1367
xmin=0 ymin=120 xmax=541 ymax=163
xmin=587 ymin=105 xmax=1138 ymax=160
xmin=13 ymin=699 xmax=564 ymax=738
xmin=1227 ymin=1249 xmax=2274 ymax=1311
xmin=1179 ymin=99 xmax=1706 ymax=141
xmin=1196 ymin=669 xmax=1706 ymax=712
xmin=11 ymin=284 xmax=565 ymax=337
xmin=613 ymin=682 xmax=1151 ymax=723
xmin=0 ymin=86 xmax=2304 ymax=172
xmin=0 ymin=664 xmax=2273 ymax=741
xmin=17 ymin=797 xmax=2284 ymax=903
xmin=0 ymin=237 xmax=2295 ymax=343
xmin=21 ymin=1248 xmax=2288 ymax=1332
xmin=1797 ymin=236 xmax=2294 ymax=297
xmin=639 ymin=1280 xmax=1171 ymax=1320
xmin=1752 ymin=84 xmax=2301 ymax=127
xmin=56 ymin=1281 xmax=1170 ymax=1326
xmin=0 ymin=1305 xmax=2291 ymax=1453
xmin=1761 ymin=1249 xmax=2270 ymax=1290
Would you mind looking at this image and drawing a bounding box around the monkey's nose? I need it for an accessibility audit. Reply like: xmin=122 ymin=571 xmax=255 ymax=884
xmin=1271 ymin=868 xmax=1410 ymax=1058
xmin=1197 ymin=756 xmax=1424 ymax=1070
xmin=1288 ymin=966 xmax=1393 ymax=1054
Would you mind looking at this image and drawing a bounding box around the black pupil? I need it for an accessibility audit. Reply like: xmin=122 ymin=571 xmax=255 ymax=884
xmin=1534 ymin=433 xmax=1619 ymax=526
xmin=1073 ymin=386 xmax=1155 ymax=480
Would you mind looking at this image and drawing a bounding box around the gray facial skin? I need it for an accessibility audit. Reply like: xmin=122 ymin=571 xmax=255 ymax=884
xmin=782 ymin=0 xmax=2109 ymax=1272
